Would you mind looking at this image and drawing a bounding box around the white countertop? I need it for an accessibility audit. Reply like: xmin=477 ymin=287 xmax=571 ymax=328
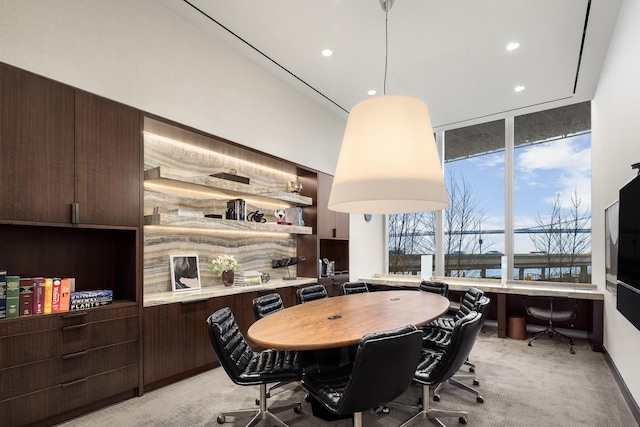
xmin=363 ymin=274 xmax=604 ymax=301
xmin=144 ymin=277 xmax=317 ymax=307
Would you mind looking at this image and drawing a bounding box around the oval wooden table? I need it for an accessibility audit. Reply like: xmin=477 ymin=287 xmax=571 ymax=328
xmin=247 ymin=290 xmax=450 ymax=350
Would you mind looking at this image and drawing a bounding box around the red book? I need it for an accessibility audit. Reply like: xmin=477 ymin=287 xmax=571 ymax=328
xmin=32 ymin=277 xmax=45 ymax=315
xmin=51 ymin=278 xmax=62 ymax=313
xmin=19 ymin=278 xmax=34 ymax=316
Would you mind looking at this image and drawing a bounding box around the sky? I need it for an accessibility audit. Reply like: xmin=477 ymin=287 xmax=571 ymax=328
xmin=446 ymin=132 xmax=592 ymax=254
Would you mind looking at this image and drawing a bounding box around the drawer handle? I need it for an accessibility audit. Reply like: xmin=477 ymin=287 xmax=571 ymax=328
xmin=61 ymin=377 xmax=87 ymax=388
xmin=62 ymin=323 xmax=87 ymax=331
xmin=62 ymin=350 xmax=88 ymax=360
xmin=62 ymin=312 xmax=87 ymax=319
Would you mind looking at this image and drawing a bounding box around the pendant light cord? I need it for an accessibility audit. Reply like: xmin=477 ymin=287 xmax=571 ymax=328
xmin=384 ymin=7 xmax=389 ymax=96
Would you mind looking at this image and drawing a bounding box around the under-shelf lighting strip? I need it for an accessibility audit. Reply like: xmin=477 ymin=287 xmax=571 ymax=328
xmin=145 ymin=225 xmax=292 ymax=238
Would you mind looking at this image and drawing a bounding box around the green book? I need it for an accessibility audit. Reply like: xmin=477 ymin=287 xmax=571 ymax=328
xmin=6 ymin=275 xmax=20 ymax=318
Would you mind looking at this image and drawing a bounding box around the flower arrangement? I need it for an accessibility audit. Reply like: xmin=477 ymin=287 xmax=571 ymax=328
xmin=208 ymin=254 xmax=241 ymax=276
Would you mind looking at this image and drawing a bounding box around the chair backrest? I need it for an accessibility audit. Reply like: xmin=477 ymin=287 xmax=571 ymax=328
xmin=454 ymin=287 xmax=484 ymax=322
xmin=296 ymin=284 xmax=328 ymax=304
xmin=252 ymin=293 xmax=284 ymax=320
xmin=206 ymin=307 xmax=254 ymax=384
xmin=341 ymin=282 xmax=369 ymax=295
xmin=333 ymin=325 xmax=423 ymax=414
xmin=425 ymin=310 xmax=484 ymax=386
xmin=419 ymin=280 xmax=449 ymax=297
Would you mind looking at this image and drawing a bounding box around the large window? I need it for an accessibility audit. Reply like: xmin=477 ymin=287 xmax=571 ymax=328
xmin=388 ymin=102 xmax=591 ymax=284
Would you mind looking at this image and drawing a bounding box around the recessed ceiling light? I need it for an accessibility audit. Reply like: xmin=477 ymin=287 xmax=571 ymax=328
xmin=507 ymin=42 xmax=520 ymax=51
xmin=368 ymin=90 xmax=377 ymax=96
xmin=514 ymin=85 xmax=525 ymax=92
xmin=322 ymin=49 xmax=333 ymax=57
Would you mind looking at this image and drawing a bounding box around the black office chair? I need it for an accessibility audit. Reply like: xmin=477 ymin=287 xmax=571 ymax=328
xmin=296 ymin=284 xmax=328 ymax=304
xmin=390 ymin=311 xmax=484 ymax=426
xmin=302 ymin=325 xmax=423 ymax=427
xmin=419 ymin=280 xmax=449 ymax=297
xmin=252 ymin=293 xmax=298 ymax=401
xmin=341 ymin=281 xmax=369 ymax=295
xmin=425 ymin=296 xmax=491 ymax=403
xmin=426 ymin=287 xmax=484 ymax=331
xmin=525 ymin=296 xmax=577 ymax=354
xmin=206 ymin=307 xmax=303 ymax=426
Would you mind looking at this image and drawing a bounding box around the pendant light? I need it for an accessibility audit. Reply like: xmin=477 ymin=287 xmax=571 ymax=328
xmin=328 ymin=0 xmax=448 ymax=215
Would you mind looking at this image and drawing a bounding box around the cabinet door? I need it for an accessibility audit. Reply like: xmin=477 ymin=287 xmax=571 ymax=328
xmin=75 ymin=91 xmax=141 ymax=226
xmin=0 ymin=63 xmax=75 ymax=223
xmin=317 ymin=172 xmax=349 ymax=239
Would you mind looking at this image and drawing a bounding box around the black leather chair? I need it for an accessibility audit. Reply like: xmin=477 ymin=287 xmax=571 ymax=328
xmin=302 ymin=325 xmax=423 ymax=427
xmin=206 ymin=307 xmax=303 ymax=426
xmin=525 ymin=296 xmax=577 ymax=354
xmin=341 ymin=281 xmax=369 ymax=295
xmin=390 ymin=311 xmax=484 ymax=426
xmin=419 ymin=280 xmax=449 ymax=297
xmin=425 ymin=296 xmax=491 ymax=403
xmin=296 ymin=284 xmax=328 ymax=304
xmin=252 ymin=293 xmax=297 ymax=401
xmin=425 ymin=287 xmax=484 ymax=331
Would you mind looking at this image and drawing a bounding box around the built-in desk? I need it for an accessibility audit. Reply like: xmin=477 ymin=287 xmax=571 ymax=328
xmin=362 ymin=274 xmax=604 ymax=352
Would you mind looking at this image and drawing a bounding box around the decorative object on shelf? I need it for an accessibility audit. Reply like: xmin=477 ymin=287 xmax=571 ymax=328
xmin=328 ymin=0 xmax=448 ymax=215
xmin=226 ymin=199 xmax=246 ymax=221
xmin=208 ymin=254 xmax=241 ymax=287
xmin=170 ymin=254 xmax=201 ymax=292
xmin=285 ymin=207 xmax=304 ymax=226
xmin=210 ymin=168 xmax=250 ymax=185
xmin=247 ymin=210 xmax=266 ymax=223
xmin=260 ymin=272 xmax=270 ymax=283
xmin=287 ymin=181 xmax=303 ymax=193
xmin=272 ymin=256 xmax=306 ymax=280
xmin=274 ymin=209 xmax=286 ymax=221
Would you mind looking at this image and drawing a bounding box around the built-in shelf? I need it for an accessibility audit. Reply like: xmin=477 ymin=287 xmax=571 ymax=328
xmin=144 ymin=166 xmax=313 ymax=206
xmin=144 ymin=213 xmax=313 ymax=234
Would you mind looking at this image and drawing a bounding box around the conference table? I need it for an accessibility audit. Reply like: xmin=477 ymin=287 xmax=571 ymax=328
xmin=247 ymin=290 xmax=450 ymax=351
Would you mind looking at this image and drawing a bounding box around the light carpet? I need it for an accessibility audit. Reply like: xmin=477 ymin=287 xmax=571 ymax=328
xmin=58 ymin=325 xmax=638 ymax=427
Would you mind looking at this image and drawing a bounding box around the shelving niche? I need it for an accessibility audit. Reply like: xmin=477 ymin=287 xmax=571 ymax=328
xmin=143 ymin=117 xmax=317 ymax=295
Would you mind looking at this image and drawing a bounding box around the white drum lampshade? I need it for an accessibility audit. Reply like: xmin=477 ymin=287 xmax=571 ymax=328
xmin=328 ymin=95 xmax=449 ymax=214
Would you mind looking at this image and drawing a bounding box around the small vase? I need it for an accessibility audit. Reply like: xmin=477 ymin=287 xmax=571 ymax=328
xmin=221 ymin=269 xmax=235 ymax=287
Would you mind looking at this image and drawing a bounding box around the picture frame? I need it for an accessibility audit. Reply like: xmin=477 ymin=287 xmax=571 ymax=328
xmin=170 ymin=254 xmax=201 ymax=292
xmin=605 ymin=200 xmax=619 ymax=295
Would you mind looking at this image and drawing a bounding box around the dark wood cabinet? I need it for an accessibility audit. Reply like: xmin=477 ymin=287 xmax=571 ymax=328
xmin=74 ymin=91 xmax=141 ymax=227
xmin=0 ymin=62 xmax=75 ymax=223
xmin=143 ymin=296 xmax=231 ymax=391
xmin=317 ymin=172 xmax=349 ymax=239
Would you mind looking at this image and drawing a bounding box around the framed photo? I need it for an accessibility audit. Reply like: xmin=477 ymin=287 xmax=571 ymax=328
xmin=605 ymin=200 xmax=619 ymax=295
xmin=170 ymin=254 xmax=201 ymax=292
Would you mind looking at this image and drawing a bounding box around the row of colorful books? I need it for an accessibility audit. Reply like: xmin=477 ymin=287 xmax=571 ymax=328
xmin=0 ymin=271 xmax=113 ymax=319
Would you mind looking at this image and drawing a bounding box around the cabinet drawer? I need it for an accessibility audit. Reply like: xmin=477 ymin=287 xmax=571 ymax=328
xmin=0 ymin=339 xmax=138 ymax=401
xmin=0 ymin=314 xmax=138 ymax=367
xmin=1 ymin=363 xmax=139 ymax=427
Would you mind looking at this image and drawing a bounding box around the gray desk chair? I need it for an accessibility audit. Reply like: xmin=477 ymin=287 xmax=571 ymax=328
xmin=525 ymin=296 xmax=577 ymax=354
xmin=390 ymin=311 xmax=484 ymax=427
xmin=206 ymin=307 xmax=302 ymax=426
xmin=302 ymin=325 xmax=423 ymax=427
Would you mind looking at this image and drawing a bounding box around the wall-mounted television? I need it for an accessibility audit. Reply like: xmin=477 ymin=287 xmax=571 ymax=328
xmin=616 ymin=173 xmax=640 ymax=331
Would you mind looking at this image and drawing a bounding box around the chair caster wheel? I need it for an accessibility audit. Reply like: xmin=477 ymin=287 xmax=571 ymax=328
xmin=468 ymin=367 xmax=475 ymax=373
xmin=372 ymin=405 xmax=389 ymax=414
xmin=294 ymin=405 xmax=302 ymax=414
xmin=528 ymin=342 xmax=532 ymax=347
xmin=266 ymin=392 xmax=271 ymax=398
xmin=217 ymin=415 xmax=225 ymax=424
xmin=477 ymin=395 xmax=484 ymax=403
xmin=473 ymin=379 xmax=480 ymax=386
xmin=433 ymin=394 xmax=441 ymax=402
xmin=255 ymin=399 xmax=260 ymax=406
xmin=304 ymin=394 xmax=310 ymax=402
xmin=570 ymin=348 xmax=575 ymax=354
xmin=459 ymin=416 xmax=467 ymax=424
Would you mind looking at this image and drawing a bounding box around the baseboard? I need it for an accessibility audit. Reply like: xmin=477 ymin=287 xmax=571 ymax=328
xmin=603 ymin=346 xmax=640 ymax=424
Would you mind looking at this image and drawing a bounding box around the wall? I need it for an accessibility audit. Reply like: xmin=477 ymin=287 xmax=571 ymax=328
xmin=592 ymin=0 xmax=640 ymax=405
xmin=0 ymin=0 xmax=345 ymax=175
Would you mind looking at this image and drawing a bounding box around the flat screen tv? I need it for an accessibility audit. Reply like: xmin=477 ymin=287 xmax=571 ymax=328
xmin=616 ymin=173 xmax=640 ymax=331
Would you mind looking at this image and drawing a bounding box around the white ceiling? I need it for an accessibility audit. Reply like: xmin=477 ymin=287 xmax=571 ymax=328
xmin=154 ymin=0 xmax=621 ymax=130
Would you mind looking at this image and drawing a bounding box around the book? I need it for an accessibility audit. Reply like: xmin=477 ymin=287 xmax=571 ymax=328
xmin=19 ymin=277 xmax=34 ymax=316
xmin=51 ymin=278 xmax=62 ymax=313
xmin=69 ymin=289 xmax=113 ymax=310
xmin=6 ymin=275 xmax=20 ymax=318
xmin=285 ymin=207 xmax=304 ymax=226
xmin=44 ymin=278 xmax=53 ymax=314
xmin=59 ymin=278 xmax=71 ymax=312
xmin=0 ymin=270 xmax=6 ymax=319
xmin=32 ymin=277 xmax=45 ymax=315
